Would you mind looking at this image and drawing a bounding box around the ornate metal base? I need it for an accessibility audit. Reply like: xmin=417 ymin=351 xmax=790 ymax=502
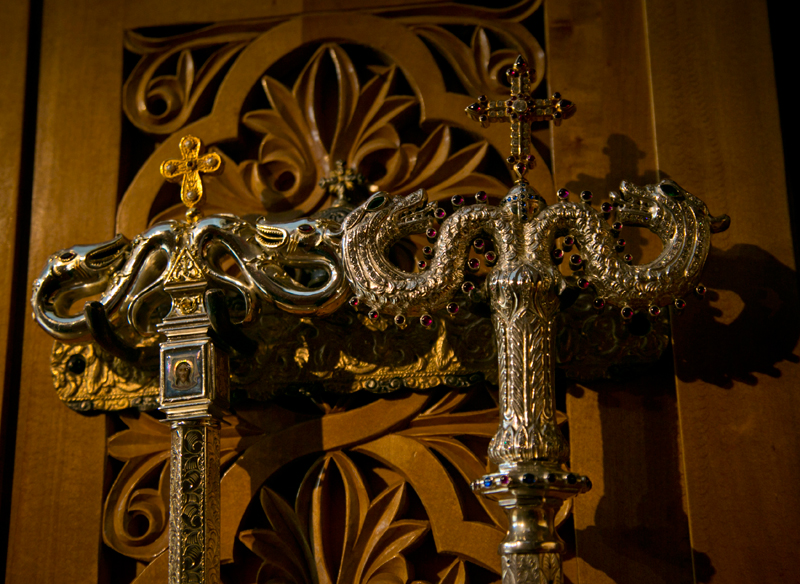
xmin=474 ymin=464 xmax=591 ymax=584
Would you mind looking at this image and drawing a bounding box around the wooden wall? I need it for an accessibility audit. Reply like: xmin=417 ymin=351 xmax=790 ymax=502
xmin=0 ymin=0 xmax=33 ymax=576
xmin=3 ymin=1 xmax=796 ymax=583
xmin=551 ymin=0 xmax=800 ymax=582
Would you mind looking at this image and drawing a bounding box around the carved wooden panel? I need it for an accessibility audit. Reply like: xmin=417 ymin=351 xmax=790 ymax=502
xmin=98 ymin=2 xmax=572 ymax=583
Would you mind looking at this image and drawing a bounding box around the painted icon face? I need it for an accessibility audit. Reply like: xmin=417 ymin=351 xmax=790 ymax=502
xmin=175 ymin=361 xmax=191 ymax=386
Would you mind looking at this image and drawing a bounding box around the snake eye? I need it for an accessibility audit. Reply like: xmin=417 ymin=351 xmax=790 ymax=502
xmin=366 ymin=194 xmax=387 ymax=211
xmin=59 ymin=251 xmax=76 ymax=261
xmin=660 ymin=183 xmax=682 ymax=198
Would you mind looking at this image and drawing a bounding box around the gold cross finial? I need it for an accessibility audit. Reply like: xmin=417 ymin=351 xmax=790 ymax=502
xmin=160 ymin=135 xmax=223 ymax=222
xmin=465 ymin=56 xmax=576 ymax=182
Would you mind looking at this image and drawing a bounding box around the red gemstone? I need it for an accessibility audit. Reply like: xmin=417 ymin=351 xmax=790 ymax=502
xmin=563 ymin=236 xmax=575 ymax=247
xmin=601 ymin=202 xmax=613 ymax=212
xmin=420 ymin=314 xmax=434 ymax=327
xmin=451 ymin=195 xmax=464 ymax=206
xmin=553 ymin=249 xmax=564 ymax=259
xmin=649 ymin=305 xmax=661 ymax=316
xmin=298 ymin=224 xmax=314 ymax=233
xmin=426 ymin=228 xmax=437 ymax=239
xmin=435 ymin=208 xmax=446 ymax=219
xmin=485 ymin=251 xmax=497 ymax=265
xmin=621 ymin=307 xmax=633 ymax=319
xmin=578 ymin=278 xmax=590 ymax=289
xmin=473 ymin=239 xmax=485 ymax=251
xmin=570 ymin=254 xmax=582 ymax=266
xmin=446 ymin=302 xmax=459 ymax=314
xmin=369 ymin=309 xmax=379 ymax=319
xmin=593 ymin=298 xmax=605 ymax=309
xmin=500 ymin=475 xmax=510 ymax=485
xmin=475 ymin=191 xmax=488 ymax=202
xmin=418 ymin=260 xmax=428 ymax=270
xmin=674 ymin=298 xmax=686 ymax=310
xmin=394 ymin=315 xmax=406 ymax=326
xmin=348 ymin=297 xmax=359 ymax=307
xmin=467 ymin=258 xmax=480 ymax=270
xmin=462 ymin=281 xmax=475 ymax=293
xmin=423 ymin=246 xmax=434 ymax=257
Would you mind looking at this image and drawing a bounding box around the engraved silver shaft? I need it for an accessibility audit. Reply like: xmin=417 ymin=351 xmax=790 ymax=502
xmin=487 ymin=264 xmax=567 ymax=464
xmin=169 ymin=419 xmax=221 ymax=584
xmin=158 ymin=254 xmax=230 ymax=584
xmin=479 ymin=263 xmax=589 ymax=584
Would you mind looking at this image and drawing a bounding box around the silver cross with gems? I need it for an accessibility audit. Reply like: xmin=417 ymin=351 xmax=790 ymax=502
xmin=465 ymin=55 xmax=576 ymax=182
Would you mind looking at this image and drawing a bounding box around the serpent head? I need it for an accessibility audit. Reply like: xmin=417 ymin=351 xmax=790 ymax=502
xmin=31 ymin=234 xmax=131 ymax=340
xmin=250 ymin=216 xmax=348 ymax=315
xmin=255 ymin=216 xmax=342 ymax=256
xmin=612 ymin=179 xmax=730 ymax=239
xmin=343 ymin=189 xmax=436 ymax=242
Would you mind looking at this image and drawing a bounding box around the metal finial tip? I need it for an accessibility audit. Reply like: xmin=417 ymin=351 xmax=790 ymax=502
xmin=556 ymin=99 xmax=577 ymax=120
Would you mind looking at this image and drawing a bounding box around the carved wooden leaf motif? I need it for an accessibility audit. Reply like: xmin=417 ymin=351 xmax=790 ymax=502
xmin=239 ymin=488 xmax=316 ymax=584
xmin=116 ymin=2 xmax=557 ymax=235
xmin=220 ymin=390 xmax=509 ymax=582
xmin=438 ymin=560 xmax=468 ymax=584
xmin=240 ymin=478 xmax=428 ymax=584
xmin=124 ymin=33 xmax=254 ymax=135
xmin=409 ymin=25 xmax=543 ymax=98
xmin=121 ymin=2 xmax=543 ymax=137
xmin=142 ymin=43 xmax=515 ymax=225
xmin=237 ymin=43 xmax=507 ymax=218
